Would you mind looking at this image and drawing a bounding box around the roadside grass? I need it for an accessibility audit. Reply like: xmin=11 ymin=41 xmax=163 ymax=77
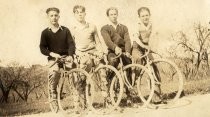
xmin=183 ymin=78 xmax=210 ymax=95
xmin=0 ymin=99 xmax=50 ymax=116
xmin=1 ymin=77 xmax=209 ymax=116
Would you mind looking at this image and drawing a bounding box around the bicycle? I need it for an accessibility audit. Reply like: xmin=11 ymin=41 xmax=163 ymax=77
xmin=48 ymin=55 xmax=94 ymax=115
xmin=79 ymin=52 xmax=124 ymax=114
xmin=110 ymin=52 xmax=155 ymax=108
xmin=140 ymin=49 xmax=184 ymax=109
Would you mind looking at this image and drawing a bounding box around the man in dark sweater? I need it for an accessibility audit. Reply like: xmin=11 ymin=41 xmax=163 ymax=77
xmin=39 ymin=7 xmax=75 ymax=112
xmin=101 ymin=7 xmax=131 ymax=67
xmin=101 ymin=7 xmax=132 ymax=105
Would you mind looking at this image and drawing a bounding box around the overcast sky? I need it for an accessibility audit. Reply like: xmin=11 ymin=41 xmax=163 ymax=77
xmin=0 ymin=0 xmax=210 ymax=66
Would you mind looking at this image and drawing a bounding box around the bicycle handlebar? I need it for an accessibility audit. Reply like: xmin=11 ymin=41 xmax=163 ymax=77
xmin=82 ymin=52 xmax=105 ymax=60
xmin=73 ymin=52 xmax=107 ymax=64
xmin=137 ymin=47 xmax=150 ymax=59
xmin=110 ymin=47 xmax=160 ymax=61
xmin=150 ymin=50 xmax=162 ymax=58
xmin=48 ymin=55 xmax=68 ymax=68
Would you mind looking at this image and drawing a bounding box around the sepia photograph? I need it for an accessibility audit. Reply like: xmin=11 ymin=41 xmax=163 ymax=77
xmin=0 ymin=0 xmax=210 ymax=116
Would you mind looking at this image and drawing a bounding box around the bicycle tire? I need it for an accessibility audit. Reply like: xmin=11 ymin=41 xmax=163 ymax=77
xmin=57 ymin=68 xmax=94 ymax=114
xmin=123 ymin=64 xmax=155 ymax=107
xmin=89 ymin=65 xmax=123 ymax=114
xmin=147 ymin=58 xmax=184 ymax=109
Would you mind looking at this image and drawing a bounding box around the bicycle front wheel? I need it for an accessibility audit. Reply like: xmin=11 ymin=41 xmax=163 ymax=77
xmin=89 ymin=65 xmax=123 ymax=114
xmin=148 ymin=58 xmax=184 ymax=108
xmin=57 ymin=68 xmax=93 ymax=115
xmin=123 ymin=64 xmax=155 ymax=107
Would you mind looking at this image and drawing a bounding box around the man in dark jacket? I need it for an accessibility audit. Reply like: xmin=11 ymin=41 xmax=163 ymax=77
xmin=101 ymin=7 xmax=131 ymax=67
xmin=39 ymin=7 xmax=75 ymax=112
xmin=101 ymin=7 xmax=132 ymax=105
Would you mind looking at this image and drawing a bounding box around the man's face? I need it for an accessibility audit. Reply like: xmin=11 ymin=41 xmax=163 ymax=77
xmin=74 ymin=8 xmax=86 ymax=22
xmin=108 ymin=9 xmax=118 ymax=24
xmin=139 ymin=10 xmax=150 ymax=25
xmin=47 ymin=10 xmax=60 ymax=25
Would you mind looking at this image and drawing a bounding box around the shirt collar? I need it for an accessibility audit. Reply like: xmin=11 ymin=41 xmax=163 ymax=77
xmin=74 ymin=21 xmax=89 ymax=29
xmin=108 ymin=22 xmax=120 ymax=29
xmin=48 ymin=25 xmax=63 ymax=30
xmin=108 ymin=22 xmax=121 ymax=30
xmin=138 ymin=20 xmax=152 ymax=30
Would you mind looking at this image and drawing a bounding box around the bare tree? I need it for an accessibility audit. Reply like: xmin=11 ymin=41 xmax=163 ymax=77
xmin=171 ymin=22 xmax=210 ymax=69
xmin=12 ymin=65 xmax=47 ymax=102
xmin=0 ymin=62 xmax=24 ymax=103
xmin=0 ymin=62 xmax=47 ymax=103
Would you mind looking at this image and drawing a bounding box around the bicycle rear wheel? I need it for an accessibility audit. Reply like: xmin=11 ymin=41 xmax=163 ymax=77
xmin=89 ymin=65 xmax=123 ymax=114
xmin=57 ymin=68 xmax=93 ymax=115
xmin=148 ymin=59 xmax=184 ymax=109
xmin=123 ymin=64 xmax=155 ymax=107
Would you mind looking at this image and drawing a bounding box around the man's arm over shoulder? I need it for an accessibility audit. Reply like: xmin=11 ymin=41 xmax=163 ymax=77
xmin=39 ymin=29 xmax=50 ymax=56
xmin=123 ymin=25 xmax=131 ymax=53
xmin=100 ymin=25 xmax=116 ymax=51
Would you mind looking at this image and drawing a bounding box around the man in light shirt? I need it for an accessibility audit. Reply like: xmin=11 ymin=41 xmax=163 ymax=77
xmin=72 ymin=5 xmax=103 ymax=66
xmin=71 ymin=5 xmax=106 ymax=113
xmin=132 ymin=7 xmax=162 ymax=104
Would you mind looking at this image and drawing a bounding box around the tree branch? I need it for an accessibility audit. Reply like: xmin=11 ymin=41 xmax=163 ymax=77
xmin=177 ymin=42 xmax=199 ymax=53
xmin=13 ymin=88 xmax=25 ymax=101
xmin=27 ymin=81 xmax=44 ymax=96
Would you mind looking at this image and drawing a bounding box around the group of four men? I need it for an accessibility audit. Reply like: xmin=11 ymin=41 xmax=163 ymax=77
xmin=40 ymin=5 xmax=155 ymax=113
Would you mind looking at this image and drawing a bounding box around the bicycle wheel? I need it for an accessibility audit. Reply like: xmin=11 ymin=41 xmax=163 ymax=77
xmin=57 ymin=68 xmax=93 ymax=115
xmin=148 ymin=58 xmax=184 ymax=108
xmin=89 ymin=65 xmax=123 ymax=114
xmin=123 ymin=64 xmax=155 ymax=107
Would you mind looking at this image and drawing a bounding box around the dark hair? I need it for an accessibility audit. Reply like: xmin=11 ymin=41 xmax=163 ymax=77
xmin=106 ymin=7 xmax=118 ymax=16
xmin=73 ymin=5 xmax=86 ymax=13
xmin=46 ymin=7 xmax=60 ymax=14
xmin=137 ymin=7 xmax=150 ymax=16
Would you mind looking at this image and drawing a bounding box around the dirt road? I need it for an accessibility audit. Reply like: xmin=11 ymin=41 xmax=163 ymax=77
xmin=21 ymin=94 xmax=210 ymax=117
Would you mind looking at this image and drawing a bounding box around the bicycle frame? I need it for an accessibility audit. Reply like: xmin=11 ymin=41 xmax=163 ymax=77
xmin=142 ymin=49 xmax=165 ymax=85
xmin=111 ymin=52 xmax=155 ymax=103
xmin=112 ymin=53 xmax=135 ymax=90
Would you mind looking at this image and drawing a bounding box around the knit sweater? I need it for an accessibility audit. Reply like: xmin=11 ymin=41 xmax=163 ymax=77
xmin=39 ymin=26 xmax=75 ymax=60
xmin=101 ymin=24 xmax=131 ymax=53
